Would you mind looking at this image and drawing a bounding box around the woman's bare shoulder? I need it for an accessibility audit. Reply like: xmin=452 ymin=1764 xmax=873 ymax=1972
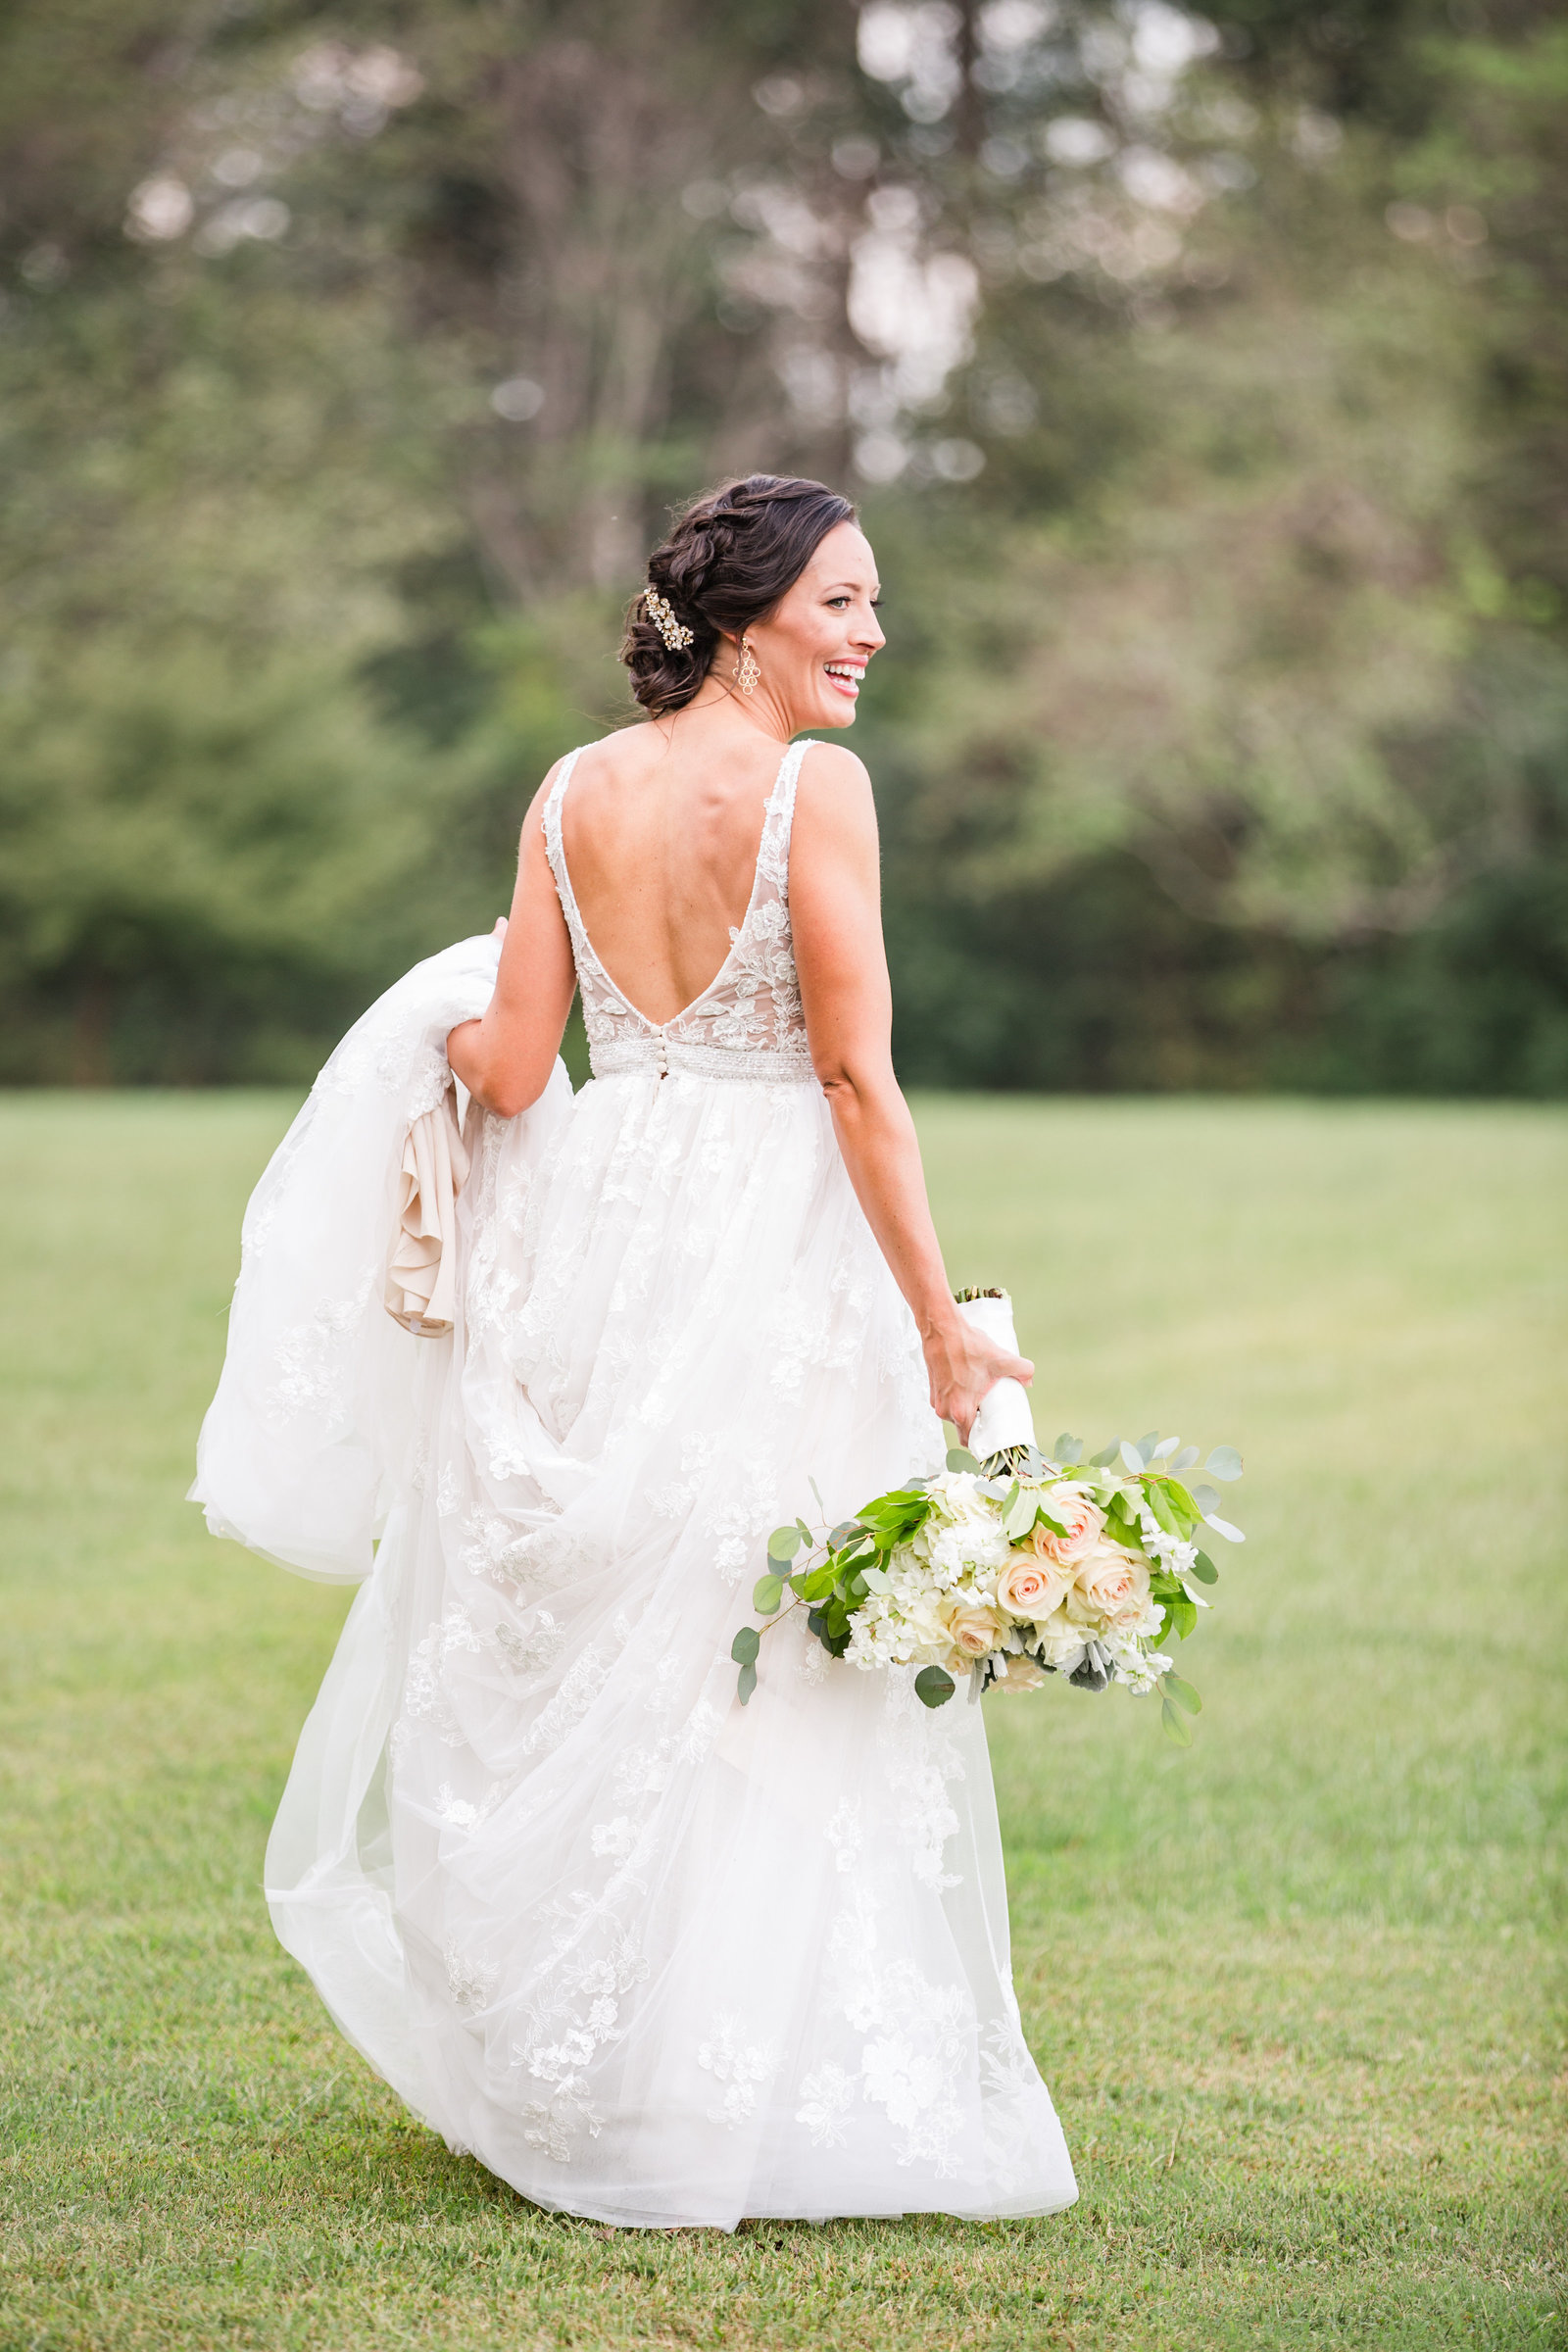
xmin=795 ymin=740 xmax=876 ymax=841
xmin=571 ymin=719 xmax=659 ymax=779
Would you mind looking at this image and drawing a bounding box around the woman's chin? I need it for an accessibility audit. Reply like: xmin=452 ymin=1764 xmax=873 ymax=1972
xmin=815 ymin=696 xmax=858 ymax=730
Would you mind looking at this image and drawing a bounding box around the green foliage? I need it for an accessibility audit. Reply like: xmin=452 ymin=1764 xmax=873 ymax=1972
xmin=0 ymin=0 xmax=1564 ymax=1086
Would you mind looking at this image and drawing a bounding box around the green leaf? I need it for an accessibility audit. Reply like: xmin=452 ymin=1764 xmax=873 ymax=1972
xmin=800 ymin=1563 xmax=838 ymax=1602
xmin=1091 ymin=1441 xmax=1121 ymax=1468
xmin=737 ymin=1660 xmax=758 ymax=1705
xmin=1168 ymin=1594 xmax=1199 ymax=1642
xmin=1164 ymin=1672 xmax=1202 ymax=1715
xmin=1189 ymin=1550 xmax=1219 ymax=1585
xmin=1118 ymin=1439 xmax=1146 ymax=1475
xmin=808 ymin=1477 xmax=826 ymax=1518
xmin=767 ymin=1525 xmax=803 ymax=1562
xmin=730 ymin=1625 xmax=760 ymax=1666
xmin=807 ymin=1608 xmax=851 ymax=1658
xmin=828 ymin=1521 xmax=862 ymax=1550
xmin=1173 ymin=1445 xmax=1200 ymax=1469
xmin=1136 ymin=1431 xmax=1160 ymax=1464
xmin=1205 ymin=1445 xmax=1244 ymax=1482
xmin=913 ymin=1665 xmax=956 ymax=1708
xmin=1161 ymin=1696 xmax=1194 ymax=1747
xmin=796 ymin=1517 xmax=815 ymax=1545
xmin=1054 ymin=1433 xmax=1083 ymax=1464
xmin=1146 ymin=1483 xmax=1181 ymax=1537
xmin=946 ymin=1446 xmax=979 ymax=1473
xmin=1191 ymin=1483 xmax=1220 ymax=1513
xmin=1004 ymin=1490 xmax=1039 ymax=1542
xmin=752 ymin=1573 xmax=785 ymax=1616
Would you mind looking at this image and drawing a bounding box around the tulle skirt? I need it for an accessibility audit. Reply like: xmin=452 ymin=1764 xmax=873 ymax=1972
xmin=262 ymin=1060 xmax=1077 ymax=2227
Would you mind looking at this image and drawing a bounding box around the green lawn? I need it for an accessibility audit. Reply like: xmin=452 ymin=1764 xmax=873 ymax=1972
xmin=0 ymin=1092 xmax=1562 ymax=2351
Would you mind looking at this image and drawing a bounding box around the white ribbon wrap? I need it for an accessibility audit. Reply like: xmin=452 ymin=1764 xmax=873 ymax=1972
xmin=956 ymin=1290 xmax=1037 ymax=1459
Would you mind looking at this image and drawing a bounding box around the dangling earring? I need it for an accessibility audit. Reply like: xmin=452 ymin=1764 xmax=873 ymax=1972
xmin=736 ymin=634 xmax=760 ymax=697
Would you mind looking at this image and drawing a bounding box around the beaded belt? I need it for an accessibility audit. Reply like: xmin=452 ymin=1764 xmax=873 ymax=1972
xmin=589 ymin=1035 xmax=818 ymax=1085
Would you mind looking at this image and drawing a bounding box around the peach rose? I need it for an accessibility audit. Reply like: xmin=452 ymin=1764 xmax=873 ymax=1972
xmin=1069 ymin=1542 xmax=1152 ymax=1629
xmin=942 ymin=1600 xmax=1008 ymax=1659
xmin=1028 ymin=1486 xmax=1106 ymax=1569
xmin=990 ymin=1654 xmax=1052 ymax=1694
xmin=996 ymin=1547 xmax=1073 ymax=1623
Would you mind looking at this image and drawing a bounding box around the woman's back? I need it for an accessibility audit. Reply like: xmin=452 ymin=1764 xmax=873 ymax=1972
xmin=560 ymin=722 xmax=794 ymax=1028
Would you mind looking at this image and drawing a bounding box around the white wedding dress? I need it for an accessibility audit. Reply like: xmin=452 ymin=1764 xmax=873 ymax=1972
xmin=193 ymin=737 xmax=1077 ymax=2229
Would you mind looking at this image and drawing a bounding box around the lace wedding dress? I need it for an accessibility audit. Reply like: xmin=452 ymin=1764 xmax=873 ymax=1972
xmin=193 ymin=738 xmax=1077 ymax=2229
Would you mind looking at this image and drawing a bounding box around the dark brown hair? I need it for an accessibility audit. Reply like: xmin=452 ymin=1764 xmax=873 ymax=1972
xmin=621 ymin=474 xmax=857 ymax=716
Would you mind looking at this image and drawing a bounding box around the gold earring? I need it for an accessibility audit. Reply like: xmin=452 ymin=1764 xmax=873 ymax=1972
xmin=736 ymin=635 xmax=760 ymax=696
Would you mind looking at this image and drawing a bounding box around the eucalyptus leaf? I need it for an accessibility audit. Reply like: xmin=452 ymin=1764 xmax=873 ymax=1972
xmin=1091 ymin=1442 xmax=1121 ymax=1468
xmin=1191 ymin=1483 xmax=1220 ymax=1513
xmin=828 ymin=1521 xmax=861 ymax=1550
xmin=946 ymin=1446 xmax=979 ymax=1473
xmin=1054 ymin=1434 xmax=1083 ymax=1464
xmin=1161 ymin=1697 xmax=1194 ymax=1747
xmin=767 ymin=1526 xmax=803 ymax=1562
xmin=751 ymin=1573 xmax=785 ymax=1616
xmin=1189 ymin=1550 xmax=1219 ymax=1585
xmin=737 ymin=1660 xmax=758 ymax=1705
xmin=1164 ymin=1672 xmax=1202 ymax=1715
xmin=730 ymin=1625 xmax=760 ymax=1666
xmin=1004 ymin=1492 xmax=1039 ymax=1542
xmin=1136 ymin=1431 xmax=1160 ymax=1464
xmin=1119 ymin=1439 xmax=1146 ymax=1475
xmin=1205 ymin=1445 xmax=1244 ymax=1482
xmin=1152 ymin=1435 xmax=1181 ymax=1459
xmin=1203 ymin=1512 xmax=1246 ymax=1544
xmin=796 ymin=1517 xmax=815 ymax=1545
xmin=913 ymin=1665 xmax=956 ymax=1709
xmin=1173 ymin=1445 xmax=1200 ymax=1469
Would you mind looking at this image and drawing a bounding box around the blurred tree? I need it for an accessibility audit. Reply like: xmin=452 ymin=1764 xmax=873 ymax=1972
xmin=0 ymin=0 xmax=1562 ymax=1089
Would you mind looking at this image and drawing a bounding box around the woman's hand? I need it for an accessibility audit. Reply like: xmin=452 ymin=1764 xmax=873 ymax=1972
xmin=922 ymin=1312 xmax=1034 ymax=1446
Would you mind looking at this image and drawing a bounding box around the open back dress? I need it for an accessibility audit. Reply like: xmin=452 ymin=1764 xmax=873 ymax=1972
xmin=193 ymin=736 xmax=1078 ymax=2228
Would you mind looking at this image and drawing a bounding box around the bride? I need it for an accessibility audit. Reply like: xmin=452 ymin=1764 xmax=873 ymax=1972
xmin=193 ymin=472 xmax=1078 ymax=2230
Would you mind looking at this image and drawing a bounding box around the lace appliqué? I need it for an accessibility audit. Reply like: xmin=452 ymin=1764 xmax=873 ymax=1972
xmin=879 ymin=1669 xmax=964 ymax=1891
xmin=796 ymin=2061 xmax=858 ymax=2149
xmin=829 ymin=1886 xmax=970 ymax=2177
xmin=697 ymin=2016 xmax=782 ymax=2127
xmin=268 ymin=1266 xmax=376 ymax=1433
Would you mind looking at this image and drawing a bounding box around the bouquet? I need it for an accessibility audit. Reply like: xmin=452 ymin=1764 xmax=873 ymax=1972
xmin=731 ymin=1291 xmax=1244 ymax=1744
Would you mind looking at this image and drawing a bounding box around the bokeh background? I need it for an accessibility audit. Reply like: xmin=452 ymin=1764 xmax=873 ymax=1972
xmin=2 ymin=10 xmax=1565 ymax=2343
xmin=3 ymin=0 xmax=1565 ymax=1094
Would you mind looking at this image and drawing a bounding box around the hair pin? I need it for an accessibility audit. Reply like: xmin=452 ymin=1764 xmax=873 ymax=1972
xmin=644 ymin=586 xmax=694 ymax=652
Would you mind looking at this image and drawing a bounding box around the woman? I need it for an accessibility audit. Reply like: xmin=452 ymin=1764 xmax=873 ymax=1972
xmin=196 ymin=474 xmax=1077 ymax=2229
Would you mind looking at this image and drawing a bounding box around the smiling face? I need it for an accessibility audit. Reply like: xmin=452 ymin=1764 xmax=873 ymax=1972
xmin=723 ymin=519 xmax=885 ymax=734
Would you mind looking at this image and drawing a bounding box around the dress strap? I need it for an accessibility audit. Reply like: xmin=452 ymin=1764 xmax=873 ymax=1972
xmin=757 ymin=738 xmax=815 ymax=899
xmin=541 ymin=746 xmax=588 ymax=932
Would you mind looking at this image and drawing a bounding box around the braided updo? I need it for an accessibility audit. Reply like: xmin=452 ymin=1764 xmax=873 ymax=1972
xmin=622 ymin=474 xmax=857 ymax=717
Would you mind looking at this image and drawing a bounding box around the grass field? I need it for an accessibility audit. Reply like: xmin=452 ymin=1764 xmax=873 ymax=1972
xmin=0 ymin=1091 xmax=1563 ymax=2351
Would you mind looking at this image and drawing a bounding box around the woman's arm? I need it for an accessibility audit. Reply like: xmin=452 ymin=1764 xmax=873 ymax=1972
xmin=447 ymin=772 xmax=578 ymax=1117
xmin=790 ymin=745 xmax=1033 ymax=1444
